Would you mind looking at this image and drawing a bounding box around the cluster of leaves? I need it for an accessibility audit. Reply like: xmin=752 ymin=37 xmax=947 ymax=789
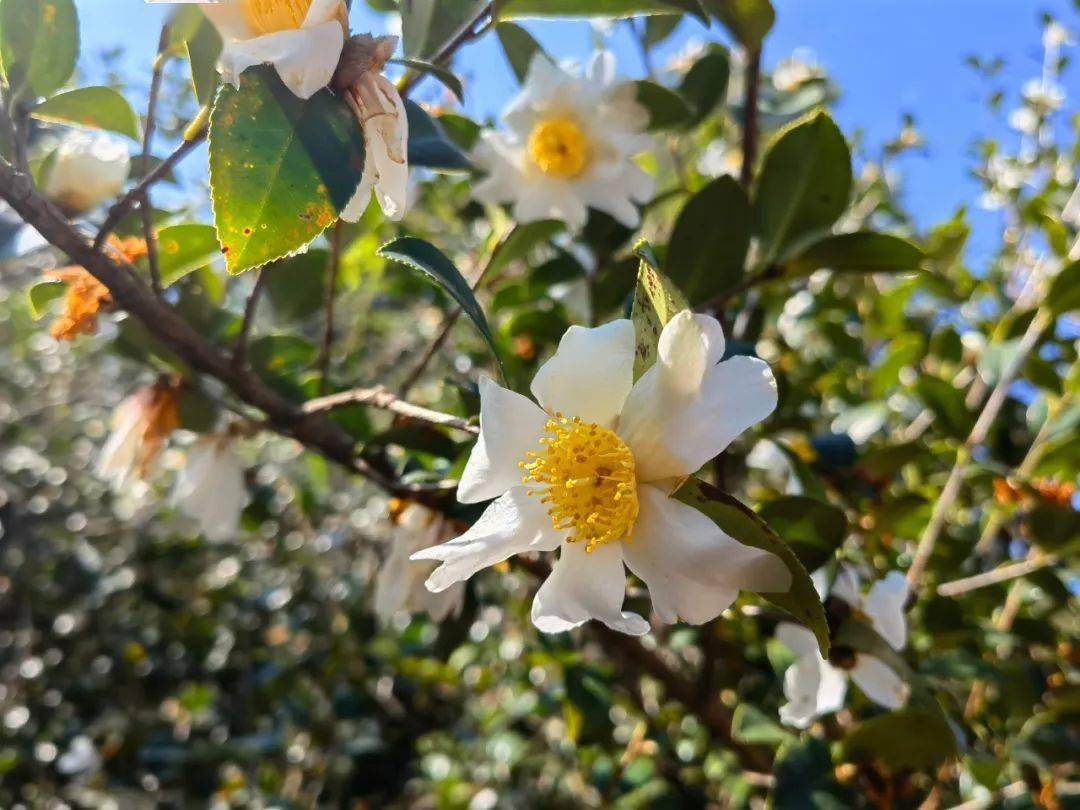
xmin=0 ymin=0 xmax=1076 ymax=807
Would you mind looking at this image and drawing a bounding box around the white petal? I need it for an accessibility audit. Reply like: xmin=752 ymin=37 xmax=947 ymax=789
xmin=302 ymin=0 xmax=345 ymax=27
xmin=776 ymin=622 xmax=819 ymax=657
xmin=530 ymin=320 xmax=635 ymax=427
xmin=850 ymin=655 xmax=909 ymax=709
xmin=830 ymin=564 xmax=862 ymax=606
xmin=218 ymin=21 xmax=343 ymax=99
xmin=360 ymin=74 xmax=409 ymax=220
xmin=200 ymin=2 xmax=255 ymax=40
xmin=622 ymin=485 xmax=790 ymax=625
xmin=864 ymin=572 xmax=910 ymax=651
xmin=339 ymin=163 xmax=376 ymax=222
xmin=619 ymin=312 xmax=775 ymax=482
xmin=411 ymin=488 xmax=561 ymax=592
xmin=780 ymin=653 xmax=847 ymax=728
xmin=457 ymin=377 xmax=549 ymax=504
xmin=373 ymin=538 xmax=412 ymax=620
xmin=586 ymin=51 xmax=616 ymax=86
xmin=531 ymin=541 xmax=648 ymax=635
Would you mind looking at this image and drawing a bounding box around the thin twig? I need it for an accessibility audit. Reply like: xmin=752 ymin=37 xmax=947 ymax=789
xmin=302 ymin=384 xmax=479 ymax=435
xmin=396 ymin=2 xmax=493 ymax=97
xmin=906 ymin=307 xmax=1051 ymax=587
xmin=94 ymin=125 xmax=208 ymax=251
xmin=233 ymin=268 xmax=268 ymax=370
xmin=740 ymin=47 xmax=762 ymax=188
xmin=318 ymin=222 xmax=343 ymax=395
xmin=139 ymin=25 xmax=171 ymax=296
xmin=937 ymin=554 xmax=1057 ymax=597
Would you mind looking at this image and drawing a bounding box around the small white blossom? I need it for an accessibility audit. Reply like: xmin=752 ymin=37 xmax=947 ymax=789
xmin=42 ymin=132 xmax=130 ymax=215
xmin=472 ymin=52 xmax=655 ymax=233
xmin=374 ymin=502 xmax=465 ymax=623
xmin=170 ymin=0 xmax=349 ymax=99
xmin=97 ymin=378 xmax=181 ymax=490
xmin=170 ymin=434 xmax=251 ymax=540
xmin=412 ymin=312 xmax=789 ymax=635
xmin=56 ymin=736 xmax=101 ymax=777
xmin=778 ymin=567 xmax=910 ymax=729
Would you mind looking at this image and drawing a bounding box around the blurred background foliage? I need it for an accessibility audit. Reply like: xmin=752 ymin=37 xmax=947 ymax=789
xmin=0 ymin=0 xmax=1078 ymax=807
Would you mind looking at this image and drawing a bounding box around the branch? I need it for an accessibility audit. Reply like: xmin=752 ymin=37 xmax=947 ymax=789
xmin=138 ymin=25 xmax=171 ymax=295
xmin=232 ymin=267 xmax=267 ymax=370
xmin=906 ymin=307 xmax=1051 ymax=587
xmin=396 ymin=3 xmax=493 ymax=97
xmin=318 ymin=221 xmax=343 ymax=395
xmin=937 ymin=554 xmax=1058 ymax=597
xmin=0 ymin=158 xmax=437 ymax=497
xmin=302 ymin=384 xmax=479 ymax=435
xmin=740 ymin=47 xmax=762 ymax=188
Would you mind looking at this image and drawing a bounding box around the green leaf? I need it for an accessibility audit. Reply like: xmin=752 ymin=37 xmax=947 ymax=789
xmin=401 ymin=0 xmax=488 ymax=60
xmin=701 ymin=0 xmax=775 ymax=48
xmin=842 ymin=693 xmax=958 ymax=772
xmin=773 ymin=737 xmax=849 ymax=810
xmin=264 ymin=249 xmax=330 ymax=323
xmin=495 ymin=22 xmax=544 ymax=84
xmin=0 ymin=0 xmax=78 ymax=98
xmin=406 ymin=100 xmax=472 ymax=171
xmin=666 ymin=175 xmax=751 ymax=305
xmin=178 ymin=386 xmax=221 ymax=433
xmin=390 ymin=57 xmax=464 ymax=102
xmin=27 ymin=280 xmax=64 ymax=320
xmin=496 ymin=0 xmax=708 ymax=23
xmin=644 ymin=14 xmax=681 ymax=49
xmin=184 ymin=13 xmax=223 ymax=106
xmin=31 ymin=87 xmax=140 ymax=141
xmin=156 ymin=224 xmax=222 ymax=288
xmin=1047 ymin=259 xmax=1080 ymax=316
xmin=378 ymin=237 xmax=504 ymax=378
xmin=679 ymin=44 xmax=730 ymax=124
xmin=248 ymin=334 xmax=317 ymax=388
xmin=754 ymin=111 xmax=852 ymax=265
xmin=630 ymin=240 xmax=689 ymax=380
xmin=915 ymin=375 xmax=975 ymax=440
xmin=786 ymin=231 xmax=925 ymax=277
xmin=677 ymin=479 xmax=830 ymax=658
xmin=634 ymin=80 xmax=693 ymax=130
xmin=208 ymin=66 xmax=366 ymax=274
xmin=731 ymin=704 xmax=794 ymax=747
xmin=758 ymin=496 xmax=847 ymax=572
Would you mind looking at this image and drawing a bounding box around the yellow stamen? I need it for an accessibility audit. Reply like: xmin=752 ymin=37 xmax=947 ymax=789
xmin=243 ymin=0 xmax=312 ymax=35
xmin=519 ymin=414 xmax=638 ymax=551
xmin=527 ymin=117 xmax=589 ymax=178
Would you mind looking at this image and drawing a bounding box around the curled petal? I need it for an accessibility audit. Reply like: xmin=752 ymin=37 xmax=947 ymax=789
xmin=850 ymin=655 xmax=909 ymax=709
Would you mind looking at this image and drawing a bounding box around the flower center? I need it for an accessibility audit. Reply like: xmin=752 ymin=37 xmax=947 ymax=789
xmin=243 ymin=0 xmax=312 ymax=35
xmin=520 ymin=415 xmax=638 ymax=551
xmin=527 ymin=117 xmax=589 ymax=178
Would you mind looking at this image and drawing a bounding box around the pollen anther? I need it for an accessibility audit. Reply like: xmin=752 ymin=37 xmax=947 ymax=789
xmin=520 ymin=415 xmax=638 ymax=551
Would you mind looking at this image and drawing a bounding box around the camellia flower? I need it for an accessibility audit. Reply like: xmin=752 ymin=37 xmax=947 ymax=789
xmin=181 ymin=0 xmax=348 ymax=99
xmin=45 ymin=237 xmax=147 ymax=341
xmin=374 ymin=500 xmax=465 ymax=623
xmin=412 ymin=311 xmax=788 ymax=635
xmin=42 ymin=132 xmax=130 ymax=215
xmin=97 ymin=376 xmax=182 ymax=490
xmin=778 ymin=567 xmax=910 ymax=729
xmin=170 ymin=433 xmax=251 ymax=540
xmin=334 ymin=34 xmax=409 ymax=222
xmin=471 ymin=52 xmax=654 ymax=233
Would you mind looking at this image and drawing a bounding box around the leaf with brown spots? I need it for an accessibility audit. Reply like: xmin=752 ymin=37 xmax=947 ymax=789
xmin=209 ymin=66 xmax=366 ymax=274
xmin=630 ymin=240 xmax=689 ymax=380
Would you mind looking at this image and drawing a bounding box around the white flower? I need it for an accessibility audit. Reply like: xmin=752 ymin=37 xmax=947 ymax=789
xmin=42 ymin=132 xmax=130 ymax=215
xmin=57 ymin=735 xmax=101 ymax=777
xmin=337 ymin=34 xmax=409 ymax=222
xmin=97 ymin=377 xmax=182 ymax=490
xmin=185 ymin=0 xmax=348 ymax=99
xmin=778 ymin=567 xmax=910 ymax=729
xmin=746 ymin=439 xmax=803 ymax=495
xmin=375 ymin=501 xmax=465 ymax=623
xmin=170 ymin=435 xmax=251 ymax=540
xmin=412 ymin=311 xmax=788 ymax=635
xmin=472 ymin=52 xmax=655 ymax=233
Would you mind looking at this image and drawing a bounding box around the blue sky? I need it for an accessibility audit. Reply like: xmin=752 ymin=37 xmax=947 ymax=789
xmin=82 ymin=1 xmax=1078 ymax=265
